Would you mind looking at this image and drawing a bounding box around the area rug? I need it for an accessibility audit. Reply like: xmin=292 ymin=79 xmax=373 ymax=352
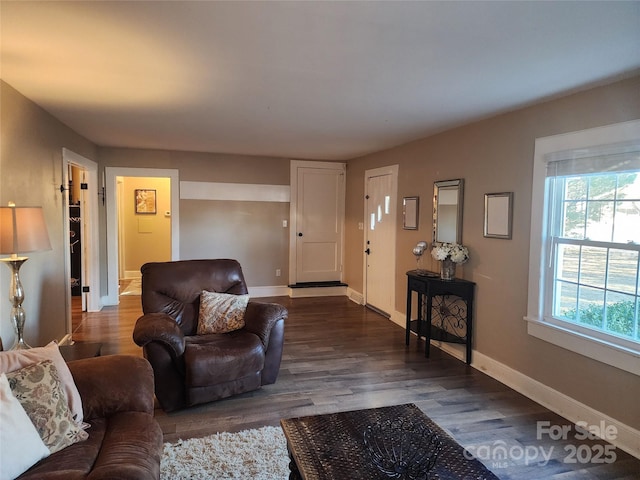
xmin=161 ymin=426 xmax=290 ymax=480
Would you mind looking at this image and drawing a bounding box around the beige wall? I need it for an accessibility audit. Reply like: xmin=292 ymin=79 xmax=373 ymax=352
xmin=344 ymin=75 xmax=640 ymax=428
xmin=99 ymin=148 xmax=290 ymax=184
xmin=180 ymin=200 xmax=290 ymax=286
xmin=0 ymin=80 xmax=97 ymax=346
xmin=98 ymin=148 xmax=292 ymax=287
xmin=121 ymin=177 xmax=171 ymax=275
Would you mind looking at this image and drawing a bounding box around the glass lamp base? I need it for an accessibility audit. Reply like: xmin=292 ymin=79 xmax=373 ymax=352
xmin=1 ymin=257 xmax=31 ymax=350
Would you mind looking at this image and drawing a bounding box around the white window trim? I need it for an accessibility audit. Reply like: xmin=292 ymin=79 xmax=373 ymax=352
xmin=526 ymin=119 xmax=640 ymax=376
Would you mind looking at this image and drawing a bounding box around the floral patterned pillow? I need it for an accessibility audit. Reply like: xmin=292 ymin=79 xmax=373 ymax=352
xmin=6 ymin=360 xmax=88 ymax=454
xmin=197 ymin=290 xmax=249 ymax=334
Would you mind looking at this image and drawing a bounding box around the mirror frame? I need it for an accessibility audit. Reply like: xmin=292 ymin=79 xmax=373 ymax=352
xmin=433 ymin=179 xmax=464 ymax=244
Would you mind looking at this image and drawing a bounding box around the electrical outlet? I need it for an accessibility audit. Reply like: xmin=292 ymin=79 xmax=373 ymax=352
xmin=275 ymin=269 xmax=281 ymax=277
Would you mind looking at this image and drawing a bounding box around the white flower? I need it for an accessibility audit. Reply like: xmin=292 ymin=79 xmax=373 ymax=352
xmin=431 ymin=242 xmax=469 ymax=264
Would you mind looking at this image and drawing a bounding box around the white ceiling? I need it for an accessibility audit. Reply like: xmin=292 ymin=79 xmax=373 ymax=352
xmin=1 ymin=1 xmax=639 ymax=160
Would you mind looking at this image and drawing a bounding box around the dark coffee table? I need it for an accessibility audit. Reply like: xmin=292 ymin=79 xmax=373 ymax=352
xmin=280 ymin=403 xmax=498 ymax=480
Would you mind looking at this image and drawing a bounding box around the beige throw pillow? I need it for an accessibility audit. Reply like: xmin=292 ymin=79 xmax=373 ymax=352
xmin=0 ymin=341 xmax=84 ymax=424
xmin=6 ymin=360 xmax=88 ymax=454
xmin=197 ymin=290 xmax=249 ymax=334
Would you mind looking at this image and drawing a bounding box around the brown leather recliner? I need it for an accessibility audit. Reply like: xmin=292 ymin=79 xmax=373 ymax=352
xmin=132 ymin=259 xmax=287 ymax=412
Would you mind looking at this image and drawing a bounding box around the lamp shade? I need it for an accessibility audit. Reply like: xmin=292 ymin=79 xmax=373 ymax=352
xmin=0 ymin=206 xmax=52 ymax=255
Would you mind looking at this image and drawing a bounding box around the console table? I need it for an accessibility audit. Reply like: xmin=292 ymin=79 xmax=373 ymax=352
xmin=405 ymin=270 xmax=475 ymax=364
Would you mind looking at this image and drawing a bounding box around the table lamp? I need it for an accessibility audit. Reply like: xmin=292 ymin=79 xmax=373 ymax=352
xmin=0 ymin=203 xmax=52 ymax=350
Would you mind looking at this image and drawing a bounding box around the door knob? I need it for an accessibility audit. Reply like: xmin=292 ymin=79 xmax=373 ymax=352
xmin=365 ymin=248 xmax=371 ymax=255
xmin=298 ymin=232 xmax=303 ymax=237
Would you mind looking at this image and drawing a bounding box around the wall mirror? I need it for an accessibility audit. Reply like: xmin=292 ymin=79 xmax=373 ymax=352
xmin=433 ymin=179 xmax=464 ymax=244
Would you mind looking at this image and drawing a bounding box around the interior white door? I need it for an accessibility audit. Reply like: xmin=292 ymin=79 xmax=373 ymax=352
xmin=62 ymin=149 xmax=101 ymax=318
xmin=79 ymin=169 xmax=88 ymax=312
xmin=295 ymin=165 xmax=345 ymax=283
xmin=365 ymin=169 xmax=397 ymax=316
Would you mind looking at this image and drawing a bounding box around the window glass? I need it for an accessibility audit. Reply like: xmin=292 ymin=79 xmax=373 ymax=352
xmin=550 ymin=171 xmax=640 ymax=343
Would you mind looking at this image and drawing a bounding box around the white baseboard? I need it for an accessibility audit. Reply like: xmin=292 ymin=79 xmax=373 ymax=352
xmin=431 ymin=340 xmax=466 ymax=362
xmin=472 ymin=350 xmax=640 ymax=459
xmin=389 ymin=309 xmax=405 ymax=329
xmin=248 ymin=285 xmax=289 ymax=297
xmin=347 ymin=288 xmax=364 ymax=305
xmin=124 ymin=271 xmax=141 ymax=279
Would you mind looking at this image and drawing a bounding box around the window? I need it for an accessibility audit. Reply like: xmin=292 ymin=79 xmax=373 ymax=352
xmin=527 ymin=120 xmax=640 ymax=376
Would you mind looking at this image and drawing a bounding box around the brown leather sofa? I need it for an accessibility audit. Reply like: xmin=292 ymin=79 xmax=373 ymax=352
xmin=18 ymin=355 xmax=163 ymax=479
xmin=133 ymin=259 xmax=287 ymax=412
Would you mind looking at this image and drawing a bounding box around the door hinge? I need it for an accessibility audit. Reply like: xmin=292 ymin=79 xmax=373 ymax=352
xmin=82 ymin=286 xmax=90 ymax=293
xmin=80 ymin=183 xmax=88 ymax=190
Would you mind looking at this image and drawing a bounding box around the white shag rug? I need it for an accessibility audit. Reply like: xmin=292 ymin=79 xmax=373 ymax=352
xmin=161 ymin=426 xmax=290 ymax=480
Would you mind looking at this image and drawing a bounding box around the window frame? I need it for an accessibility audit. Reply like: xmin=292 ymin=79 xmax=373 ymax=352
xmin=526 ymin=120 xmax=640 ymax=376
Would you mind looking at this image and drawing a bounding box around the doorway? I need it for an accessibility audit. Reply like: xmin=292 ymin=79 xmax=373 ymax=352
xmin=364 ymin=165 xmax=398 ymax=317
xmin=62 ymin=149 xmax=101 ymax=341
xmin=104 ymin=167 xmax=180 ymax=305
xmin=116 ymin=176 xmax=172 ymax=295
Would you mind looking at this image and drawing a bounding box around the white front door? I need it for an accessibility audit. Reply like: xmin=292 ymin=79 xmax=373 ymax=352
xmin=290 ymin=161 xmax=346 ymax=284
xmin=365 ymin=165 xmax=398 ymax=316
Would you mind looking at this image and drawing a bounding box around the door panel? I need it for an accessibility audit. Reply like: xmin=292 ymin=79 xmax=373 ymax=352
xmin=295 ymin=166 xmax=344 ymax=283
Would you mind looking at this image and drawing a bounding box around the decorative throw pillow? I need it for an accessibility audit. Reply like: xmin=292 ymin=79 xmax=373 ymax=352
xmin=0 ymin=373 xmax=50 ymax=480
xmin=6 ymin=360 xmax=88 ymax=454
xmin=0 ymin=341 xmax=84 ymax=424
xmin=197 ymin=290 xmax=249 ymax=334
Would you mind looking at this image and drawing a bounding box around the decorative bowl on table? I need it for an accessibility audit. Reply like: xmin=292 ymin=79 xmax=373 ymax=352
xmin=363 ymin=418 xmax=443 ymax=480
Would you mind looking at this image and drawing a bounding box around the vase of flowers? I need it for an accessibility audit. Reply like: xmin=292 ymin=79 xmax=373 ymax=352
xmin=431 ymin=242 xmax=469 ymax=280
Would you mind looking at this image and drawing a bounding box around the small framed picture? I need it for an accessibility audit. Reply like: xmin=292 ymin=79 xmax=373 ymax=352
xmin=484 ymin=192 xmax=513 ymax=239
xmin=403 ymin=197 xmax=419 ymax=230
xmin=135 ymin=189 xmax=157 ymax=214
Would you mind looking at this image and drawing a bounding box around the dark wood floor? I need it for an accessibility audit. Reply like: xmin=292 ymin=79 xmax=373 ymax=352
xmin=72 ymin=295 xmax=639 ymax=479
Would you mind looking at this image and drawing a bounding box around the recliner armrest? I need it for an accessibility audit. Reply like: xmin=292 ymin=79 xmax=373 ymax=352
xmin=243 ymin=301 xmax=288 ymax=348
xmin=133 ymin=313 xmax=186 ymax=357
xmin=68 ymin=355 xmax=155 ymax=420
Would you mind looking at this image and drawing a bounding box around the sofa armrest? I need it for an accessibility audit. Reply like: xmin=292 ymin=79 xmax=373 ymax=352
xmin=243 ymin=301 xmax=287 ymax=348
xmin=67 ymin=355 xmax=155 ymax=420
xmin=133 ymin=313 xmax=186 ymax=358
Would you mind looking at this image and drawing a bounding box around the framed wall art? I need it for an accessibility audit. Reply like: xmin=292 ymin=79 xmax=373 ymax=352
xmin=484 ymin=192 xmax=513 ymax=239
xmin=135 ymin=189 xmax=157 ymax=214
xmin=403 ymin=196 xmax=419 ymax=230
